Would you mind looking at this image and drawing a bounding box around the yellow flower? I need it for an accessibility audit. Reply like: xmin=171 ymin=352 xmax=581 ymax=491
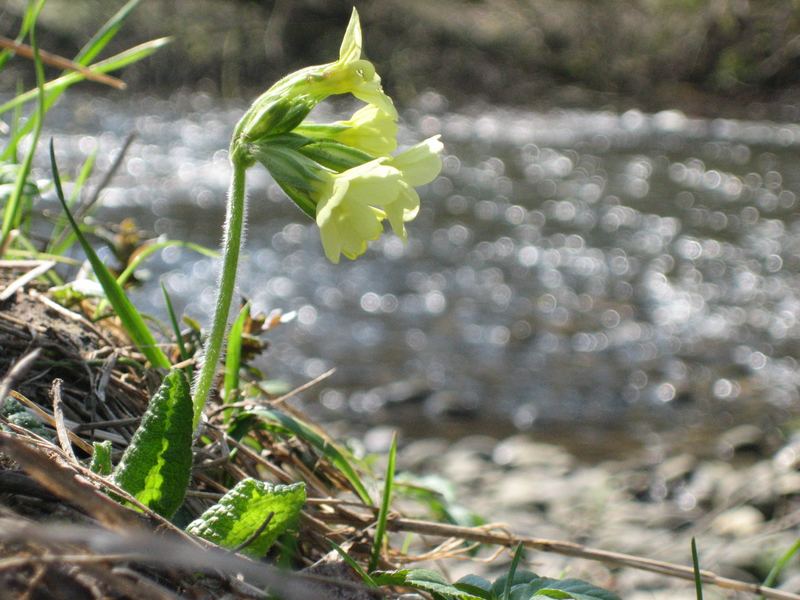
xmin=314 ymin=160 xmax=396 ymax=263
xmin=232 ymin=8 xmax=395 ymax=158
xmin=313 ymin=135 xmax=443 ymax=263
xmin=383 ymin=135 xmax=443 ymax=240
xmin=296 ymin=104 xmax=398 ymax=156
xmin=314 ymin=9 xmax=397 ymax=119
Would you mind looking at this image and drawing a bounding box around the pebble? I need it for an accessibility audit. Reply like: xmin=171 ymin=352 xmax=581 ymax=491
xmin=399 ymin=429 xmax=800 ymax=598
xmin=710 ymin=505 xmax=764 ymax=537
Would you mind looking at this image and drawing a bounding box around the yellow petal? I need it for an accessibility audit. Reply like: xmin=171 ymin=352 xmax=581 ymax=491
xmin=384 ymin=184 xmax=420 ymax=240
xmin=339 ymin=8 xmax=363 ymax=64
xmin=389 ymin=135 xmax=443 ymax=186
xmin=337 ymin=104 xmax=398 ymax=155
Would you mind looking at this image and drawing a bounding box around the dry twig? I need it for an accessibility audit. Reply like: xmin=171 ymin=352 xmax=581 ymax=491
xmin=0 ymin=35 xmax=126 ymax=89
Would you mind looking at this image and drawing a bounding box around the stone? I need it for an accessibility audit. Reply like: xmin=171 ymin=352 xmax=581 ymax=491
xmin=710 ymin=505 xmax=764 ymax=537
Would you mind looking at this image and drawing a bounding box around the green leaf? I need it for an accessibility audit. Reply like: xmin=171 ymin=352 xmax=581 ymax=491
xmin=522 ymin=579 xmax=621 ymax=600
xmin=111 ymin=370 xmax=193 ymax=517
xmin=50 ymin=140 xmax=171 ymax=369
xmin=403 ymin=569 xmax=483 ymax=600
xmin=186 ymin=478 xmax=306 ymax=558
xmin=455 ymin=575 xmax=493 ymax=599
xmin=90 ymin=440 xmax=113 ymax=476
xmin=373 ymin=569 xmax=483 ymax=600
xmin=525 ymin=590 xmax=573 ymax=599
xmin=222 ymin=302 xmax=249 ymax=422
xmin=369 ymin=431 xmax=397 ymax=572
xmin=243 ymin=408 xmax=372 ymax=505
xmin=492 ymin=570 xmax=542 ymax=597
xmin=330 ymin=541 xmax=378 ymax=587
xmin=1 ymin=38 xmax=170 ymax=162
xmin=371 ymin=569 xmax=410 ymax=587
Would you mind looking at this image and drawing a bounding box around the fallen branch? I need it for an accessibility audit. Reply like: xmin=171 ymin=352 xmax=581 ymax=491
xmin=316 ymin=509 xmax=800 ymax=600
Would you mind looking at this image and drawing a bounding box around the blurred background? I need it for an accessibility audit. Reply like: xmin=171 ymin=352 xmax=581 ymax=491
xmin=4 ymin=0 xmax=800 ymax=455
xmin=6 ymin=0 xmax=800 ymax=114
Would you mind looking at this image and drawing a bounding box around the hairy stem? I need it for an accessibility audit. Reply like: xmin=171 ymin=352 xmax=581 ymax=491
xmin=191 ymin=158 xmax=247 ymax=429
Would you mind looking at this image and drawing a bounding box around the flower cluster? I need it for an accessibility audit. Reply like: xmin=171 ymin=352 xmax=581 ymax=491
xmin=231 ymin=8 xmax=442 ymax=263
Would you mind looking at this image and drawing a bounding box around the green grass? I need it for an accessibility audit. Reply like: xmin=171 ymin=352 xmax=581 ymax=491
xmin=50 ymin=140 xmax=171 ymax=370
xmin=369 ymin=431 xmax=397 ymax=572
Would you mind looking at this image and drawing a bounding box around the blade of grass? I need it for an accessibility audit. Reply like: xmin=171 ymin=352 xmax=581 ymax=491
xmin=0 ymin=8 xmax=45 ymax=253
xmin=92 ymin=239 xmax=218 ymax=320
xmin=246 ymin=408 xmax=372 ymax=505
xmin=49 ymin=133 xmax=135 ymax=256
xmin=761 ymin=539 xmax=800 ymax=600
xmin=331 ymin=541 xmax=378 ymax=587
xmin=1 ymin=38 xmax=170 ymax=161
xmin=47 ymin=149 xmax=97 ymax=252
xmin=369 ymin=432 xmax=397 ymax=573
xmin=74 ymin=0 xmax=142 ymax=65
xmin=5 ymin=247 xmax=80 ymax=266
xmin=502 ymin=543 xmax=525 ymax=600
xmin=0 ymin=0 xmax=46 ymax=70
xmin=222 ymin=302 xmax=250 ymax=423
xmin=0 ymin=38 xmax=170 ymax=117
xmin=161 ymin=282 xmax=191 ymax=366
xmin=49 ymin=139 xmax=170 ymax=369
xmin=117 ymin=240 xmax=218 ymax=287
xmin=691 ymin=538 xmax=704 ymax=600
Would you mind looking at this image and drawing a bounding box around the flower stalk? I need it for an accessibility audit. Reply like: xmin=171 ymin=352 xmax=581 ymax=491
xmin=190 ymin=9 xmax=442 ymax=425
xmin=191 ymin=159 xmax=247 ymax=428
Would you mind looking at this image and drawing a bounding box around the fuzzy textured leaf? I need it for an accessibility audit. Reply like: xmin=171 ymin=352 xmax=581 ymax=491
xmin=373 ymin=569 xmax=482 ymax=600
xmin=186 ymin=478 xmax=306 ymax=558
xmin=243 ymin=408 xmax=371 ymax=505
xmin=111 ymin=369 xmax=192 ymax=517
xmin=530 ymin=579 xmax=620 ymax=600
xmin=90 ymin=440 xmax=113 ymax=475
xmin=486 ymin=570 xmax=619 ymax=600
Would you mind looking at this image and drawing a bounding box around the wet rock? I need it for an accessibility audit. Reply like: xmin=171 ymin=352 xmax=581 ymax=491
xmin=399 ymin=438 xmax=449 ymax=470
xmin=491 ymin=436 xmax=574 ymax=471
xmin=710 ymin=505 xmax=764 ymax=537
xmin=655 ymin=453 xmax=696 ymax=484
xmin=437 ymin=448 xmax=491 ymax=485
xmin=773 ymin=435 xmax=800 ymax=471
xmin=775 ymin=471 xmax=800 ymax=496
xmin=364 ymin=426 xmax=396 ymax=454
xmin=685 ymin=461 xmax=734 ymax=506
xmin=716 ymin=424 xmax=767 ymax=460
xmin=423 ymin=391 xmax=480 ymax=419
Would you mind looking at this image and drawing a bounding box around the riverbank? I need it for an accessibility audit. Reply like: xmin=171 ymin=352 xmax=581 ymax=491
xmin=393 ymin=426 xmax=800 ymax=597
xmin=4 ymin=0 xmax=800 ymax=120
xmin=4 ymin=260 xmax=799 ymax=598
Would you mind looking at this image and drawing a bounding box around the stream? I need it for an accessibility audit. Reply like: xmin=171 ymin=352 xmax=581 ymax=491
xmin=33 ymin=90 xmax=800 ymax=446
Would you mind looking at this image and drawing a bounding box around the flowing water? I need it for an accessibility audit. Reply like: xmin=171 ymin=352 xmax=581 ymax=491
xmin=34 ymin=91 xmax=800 ymax=442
